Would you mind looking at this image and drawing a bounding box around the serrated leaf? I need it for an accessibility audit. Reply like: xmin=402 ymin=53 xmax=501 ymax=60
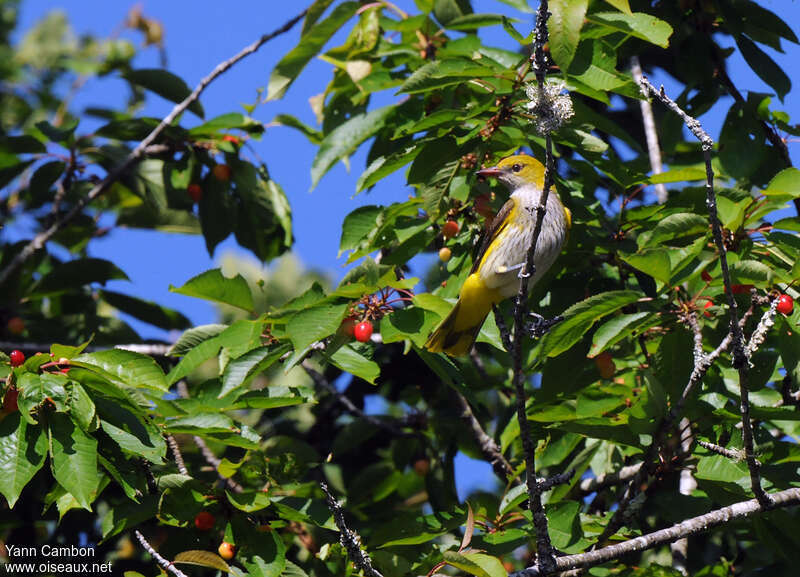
xmin=311 ymin=105 xmax=394 ymax=189
xmin=538 ymin=291 xmax=642 ymax=358
xmin=170 ymin=268 xmax=254 ymax=312
xmin=587 ymin=11 xmax=672 ymax=48
xmin=550 ymin=0 xmax=589 ymax=72
xmin=589 ymin=312 xmax=655 ymax=357
xmin=73 ymin=349 xmax=168 ymax=392
xmin=267 ymin=2 xmax=359 ymax=100
xmin=443 ymin=551 xmax=506 ymax=577
xmin=219 ymin=343 xmax=292 ymax=398
xmin=168 ymin=324 xmax=228 ymax=356
xmin=330 ymin=344 xmax=380 ymax=384
xmin=49 ymin=413 xmax=98 ymax=510
xmin=287 ymin=302 xmax=349 ymax=351
xmin=0 ymin=413 xmax=47 ymax=508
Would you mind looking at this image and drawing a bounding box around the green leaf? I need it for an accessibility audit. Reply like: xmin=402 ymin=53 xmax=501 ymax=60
xmin=602 ymin=0 xmax=631 ymax=13
xmin=549 ymin=0 xmax=589 ymax=72
xmin=124 ymin=69 xmax=204 ymax=118
xmin=220 ymin=343 xmax=292 ymax=398
xmin=170 ymin=268 xmax=254 ymax=312
xmin=188 ymin=112 xmax=263 ymax=136
xmin=28 ymin=161 xmax=65 ymax=204
xmin=340 ymin=205 xmax=383 ymax=254
xmin=287 ymin=302 xmax=350 ymax=351
xmin=640 ymin=213 xmax=708 ymax=248
xmin=272 ymin=114 xmax=323 ymax=145
xmin=35 ymin=119 xmax=78 ymax=143
xmin=546 ymin=500 xmax=584 ymax=551
xmin=267 ymin=2 xmax=359 ymax=100
xmin=0 ymin=413 xmax=47 ymax=508
xmin=730 ymin=259 xmax=773 ymax=285
xmin=168 ymin=324 xmax=228 ymax=356
xmin=444 ymin=13 xmax=507 ymax=30
xmin=620 ymin=248 xmax=672 ymax=285
xmin=311 ymin=105 xmax=394 ymax=189
xmin=764 ymin=168 xmax=800 ymax=198
xmin=166 ymin=413 xmax=236 ymax=434
xmin=589 ymin=312 xmax=656 ymax=357
xmin=736 ymin=35 xmax=791 ymax=100
xmin=173 ymin=550 xmax=231 ymax=573
xmin=442 ymin=551 xmax=506 ymax=577
xmin=433 ymin=0 xmax=473 ymax=25
xmin=226 ymin=490 xmax=271 ymax=512
xmin=398 ymin=59 xmax=498 ymax=95
xmin=330 ymin=344 xmax=380 ymax=384
xmin=31 ymin=258 xmax=129 ymax=297
xmin=100 ymin=290 xmax=191 ymax=331
xmin=587 ymin=12 xmax=673 ymax=48
xmin=538 ymin=291 xmax=642 ymax=358
xmin=97 ymin=398 xmax=166 ymax=463
xmin=647 ymin=167 xmax=707 ymax=184
xmin=73 ymin=349 xmax=169 ymax=392
xmin=48 ymin=413 xmax=99 ymax=510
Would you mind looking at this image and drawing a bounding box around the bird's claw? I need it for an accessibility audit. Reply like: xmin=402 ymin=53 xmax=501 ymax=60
xmin=526 ymin=313 xmax=563 ymax=337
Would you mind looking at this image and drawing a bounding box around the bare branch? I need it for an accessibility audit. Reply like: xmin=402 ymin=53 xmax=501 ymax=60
xmin=630 ymin=56 xmax=667 ymax=204
xmin=0 ymin=7 xmax=309 ymax=286
xmin=165 ymin=434 xmax=188 ymax=476
xmin=639 ymin=76 xmax=770 ymax=507
xmin=0 ymin=341 xmax=173 ymax=356
xmin=512 ymin=488 xmax=800 ymax=575
xmin=697 ymin=439 xmax=759 ymax=464
xmin=134 ymin=530 xmax=190 ymax=577
xmin=493 ymin=304 xmax=513 ymax=352
xmin=578 ymin=463 xmax=642 ymax=495
xmin=744 ymin=297 xmax=779 ymax=358
xmin=321 ymin=482 xmax=384 ymax=577
xmin=671 ymin=418 xmax=697 ymax=575
xmin=452 ymin=390 xmax=516 ymax=483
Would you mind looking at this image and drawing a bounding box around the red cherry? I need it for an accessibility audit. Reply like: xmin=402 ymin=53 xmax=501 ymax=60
xmin=6 ymin=316 xmax=24 ymax=335
xmin=441 ymin=220 xmax=459 ymax=239
xmin=212 ymin=164 xmax=232 ymax=181
xmin=188 ymin=184 xmax=203 ymax=203
xmin=413 ymin=458 xmax=430 ymax=476
xmin=354 ymin=321 xmax=373 ymax=343
xmin=9 ymin=350 xmax=25 ymax=367
xmin=776 ymin=294 xmax=794 ymax=315
xmin=703 ymin=300 xmax=714 ymax=318
xmin=218 ymin=542 xmax=235 ymax=560
xmin=701 ymin=270 xmax=712 ymax=282
xmin=222 ymin=134 xmax=240 ymax=145
xmin=2 ymin=388 xmax=18 ymax=413
xmin=194 ymin=511 xmax=215 ymax=531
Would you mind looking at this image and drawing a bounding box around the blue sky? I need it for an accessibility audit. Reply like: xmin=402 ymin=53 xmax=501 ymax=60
xmin=9 ymin=1 xmax=800 ymax=496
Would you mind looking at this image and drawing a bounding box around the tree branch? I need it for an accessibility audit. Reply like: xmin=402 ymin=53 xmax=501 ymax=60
xmin=508 ymin=2 xmax=557 ymax=572
xmin=321 ymin=482 xmax=384 ymax=577
xmin=512 ymin=488 xmax=800 ymax=575
xmin=452 ymin=390 xmax=516 ymax=483
xmin=630 ymin=56 xmax=667 ymax=204
xmin=0 ymin=7 xmax=309 ymax=287
xmin=639 ymin=76 xmax=770 ymax=508
xmin=134 ymin=530 xmax=190 ymax=577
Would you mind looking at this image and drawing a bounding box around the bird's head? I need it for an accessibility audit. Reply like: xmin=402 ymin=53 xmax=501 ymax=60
xmin=476 ymin=154 xmax=545 ymax=190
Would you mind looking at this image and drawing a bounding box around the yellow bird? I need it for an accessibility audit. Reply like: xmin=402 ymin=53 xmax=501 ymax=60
xmin=425 ymin=154 xmax=571 ymax=356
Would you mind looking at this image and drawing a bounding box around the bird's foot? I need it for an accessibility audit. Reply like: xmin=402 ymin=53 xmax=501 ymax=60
xmin=527 ymin=313 xmax=563 ymax=337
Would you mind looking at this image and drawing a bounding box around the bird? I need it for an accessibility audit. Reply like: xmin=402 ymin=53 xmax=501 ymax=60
xmin=424 ymin=154 xmax=571 ymax=356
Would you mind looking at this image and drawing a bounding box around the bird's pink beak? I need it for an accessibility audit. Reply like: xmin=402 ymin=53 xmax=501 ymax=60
xmin=476 ymin=166 xmax=501 ymax=178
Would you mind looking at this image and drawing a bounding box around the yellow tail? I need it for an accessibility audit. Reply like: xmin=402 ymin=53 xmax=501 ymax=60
xmin=424 ymin=273 xmax=499 ymax=356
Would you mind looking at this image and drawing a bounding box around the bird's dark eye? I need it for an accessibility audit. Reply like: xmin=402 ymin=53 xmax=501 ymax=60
xmin=511 ymin=163 xmax=522 ymax=173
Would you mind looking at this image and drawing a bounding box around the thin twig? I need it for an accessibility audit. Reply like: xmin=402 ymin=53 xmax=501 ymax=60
xmin=493 ymin=305 xmax=513 ymax=352
xmin=0 ymin=341 xmax=173 ymax=356
xmin=697 ymin=439 xmax=759 ymax=464
xmin=453 ymin=390 xmax=515 ymax=483
xmin=0 ymin=7 xmax=309 ymax=287
xmin=165 ymin=434 xmax=188 ymax=476
xmin=639 ymin=77 xmax=770 ymax=507
xmin=134 ymin=530 xmax=190 ymax=577
xmin=509 ymin=2 xmax=557 ymax=572
xmin=511 ymin=488 xmax=800 ymax=575
xmin=630 ymin=56 xmax=667 ymax=204
xmin=321 ymin=482 xmax=384 ymax=577
xmin=670 ymin=418 xmax=697 ymax=576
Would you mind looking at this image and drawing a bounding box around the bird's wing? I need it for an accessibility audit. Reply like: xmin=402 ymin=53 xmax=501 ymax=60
xmin=470 ymin=197 xmax=516 ymax=274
